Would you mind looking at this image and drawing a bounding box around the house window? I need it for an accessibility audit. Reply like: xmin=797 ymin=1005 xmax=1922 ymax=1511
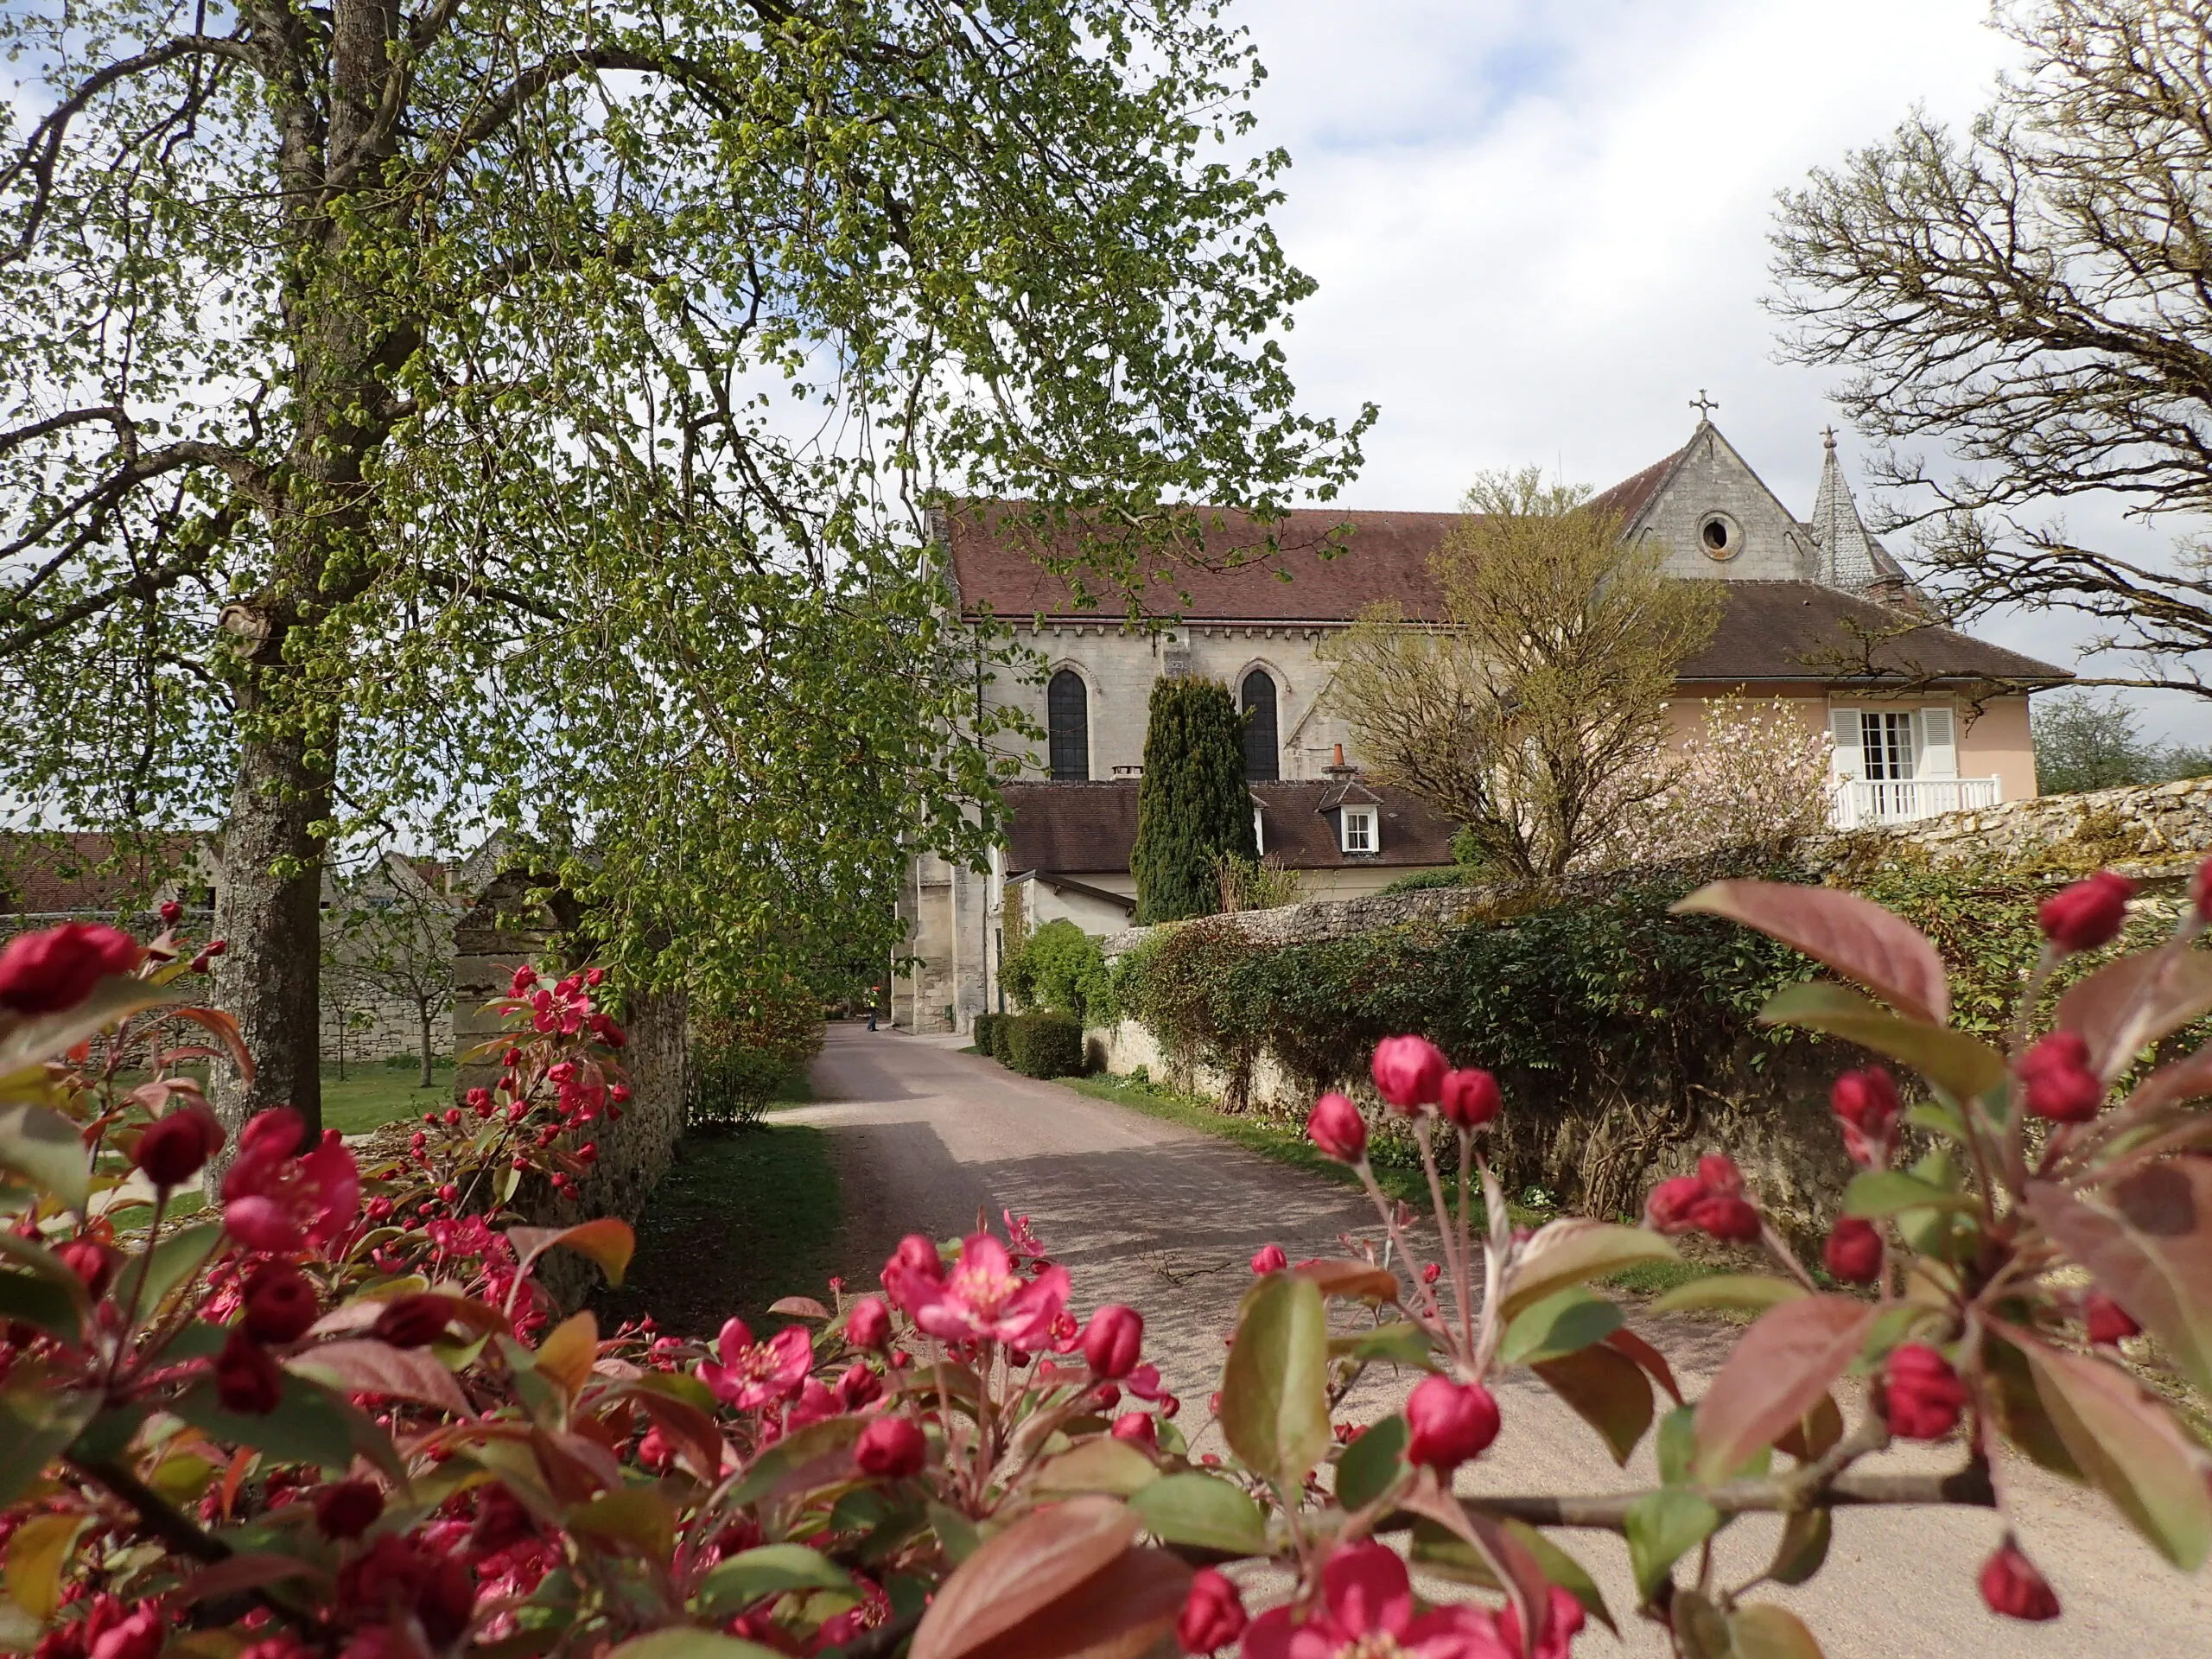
xmin=1241 ymin=669 xmax=1280 ymax=781
xmin=1253 ymin=804 xmax=1266 ymax=856
xmin=1341 ymin=805 xmax=1378 ymax=854
xmin=1047 ymin=670 xmax=1090 ymax=781
xmin=1861 ymin=711 xmax=1916 ymax=780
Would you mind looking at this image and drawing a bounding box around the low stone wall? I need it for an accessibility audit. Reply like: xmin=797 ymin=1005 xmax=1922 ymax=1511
xmin=1827 ymin=775 xmax=2212 ymax=873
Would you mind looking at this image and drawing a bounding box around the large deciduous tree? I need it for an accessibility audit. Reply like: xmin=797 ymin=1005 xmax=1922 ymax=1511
xmin=0 ymin=0 xmax=1365 ymax=1135
xmin=1770 ymin=0 xmax=2212 ymax=699
xmin=1323 ymin=470 xmax=1719 ymax=881
xmin=1131 ymin=676 xmax=1256 ymax=924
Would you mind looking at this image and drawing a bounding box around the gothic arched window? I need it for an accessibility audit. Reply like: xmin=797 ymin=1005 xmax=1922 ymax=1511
xmin=1047 ymin=670 xmax=1090 ymax=781
xmin=1241 ymin=669 xmax=1280 ymax=781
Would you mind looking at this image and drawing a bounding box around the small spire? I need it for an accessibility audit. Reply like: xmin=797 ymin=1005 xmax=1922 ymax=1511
xmin=1809 ymin=432 xmax=1878 ymax=591
xmin=1821 ymin=424 xmax=1838 ymax=449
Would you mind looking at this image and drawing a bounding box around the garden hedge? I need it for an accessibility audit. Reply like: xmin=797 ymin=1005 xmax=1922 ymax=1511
xmin=1004 ymin=1012 xmax=1086 ymax=1078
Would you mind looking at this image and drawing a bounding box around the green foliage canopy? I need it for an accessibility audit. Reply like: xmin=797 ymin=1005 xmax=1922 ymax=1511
xmin=0 ymin=0 xmax=1368 ymax=1124
xmin=1000 ymin=918 xmax=1112 ymax=1025
xmin=1131 ymin=677 xmax=1258 ymax=923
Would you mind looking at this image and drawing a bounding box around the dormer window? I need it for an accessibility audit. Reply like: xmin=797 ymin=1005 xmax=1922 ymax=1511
xmin=1340 ymin=805 xmax=1378 ymax=855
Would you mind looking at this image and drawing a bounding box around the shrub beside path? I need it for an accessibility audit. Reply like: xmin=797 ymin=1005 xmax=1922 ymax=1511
xmin=789 ymin=1023 xmax=2212 ymax=1656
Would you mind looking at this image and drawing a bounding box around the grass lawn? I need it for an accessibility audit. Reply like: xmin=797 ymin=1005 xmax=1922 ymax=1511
xmin=321 ymin=1063 xmax=454 ymax=1136
xmin=594 ymin=1123 xmax=842 ymax=1338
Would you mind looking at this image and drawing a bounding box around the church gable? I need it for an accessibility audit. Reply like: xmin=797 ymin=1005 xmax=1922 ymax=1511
xmin=1617 ymin=422 xmax=1815 ymax=582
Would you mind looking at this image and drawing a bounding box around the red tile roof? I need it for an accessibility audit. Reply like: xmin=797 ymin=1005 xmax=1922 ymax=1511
xmin=0 ymin=834 xmax=201 ymax=917
xmin=1585 ymin=442 xmax=1688 ymax=528
xmin=945 ymin=502 xmax=1452 ymax=623
xmin=1001 ymin=779 xmax=1459 ymax=874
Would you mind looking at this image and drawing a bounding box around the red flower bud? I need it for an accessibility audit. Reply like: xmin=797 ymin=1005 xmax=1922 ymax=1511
xmin=2014 ymin=1031 xmax=2104 ymax=1122
xmin=1688 ymin=1195 xmax=1761 ymax=1243
xmin=889 ymin=1234 xmax=942 ymax=1281
xmin=371 ymin=1294 xmax=454 ymax=1350
xmin=1110 ymin=1411 xmax=1158 ymax=1448
xmin=1829 ymin=1067 xmax=1899 ymax=1136
xmin=1306 ymin=1092 xmax=1367 ymax=1163
xmin=1979 ymin=1535 xmax=2060 ymax=1621
xmin=1405 ymin=1375 xmax=1502 ymax=1472
xmin=1421 ymin=1261 xmax=1442 ymax=1285
xmin=1696 ymin=1154 xmax=1745 ymax=1196
xmin=313 ymin=1479 xmax=385 ymax=1540
xmin=2084 ymin=1291 xmax=2140 ymax=1345
xmin=2037 ymin=870 xmax=2135 ymax=954
xmin=2193 ymin=854 xmax=2212 ymax=925
xmin=1249 ymin=1243 xmax=1287 ymax=1274
xmin=1822 ymin=1217 xmax=1883 ymax=1285
xmin=87 ymin=1604 xmax=163 ymax=1659
xmin=1438 ymin=1067 xmax=1501 ymax=1129
xmin=1370 ymin=1034 xmax=1448 ymax=1113
xmin=836 ymin=1361 xmax=882 ymax=1410
xmin=855 ymin=1414 xmax=926 ymax=1478
xmin=1094 ymin=1382 xmax=1121 ymax=1409
xmin=243 ymin=1262 xmax=320 ymax=1344
xmin=1176 ymin=1568 xmax=1249 ymax=1654
xmin=1644 ymin=1175 xmax=1706 ymax=1234
xmin=215 ymin=1328 xmax=285 ymax=1414
xmin=1083 ymin=1305 xmax=1144 ymax=1379
xmin=56 ymin=1237 xmax=118 ymax=1300
xmin=1880 ymin=1343 xmax=1967 ymax=1440
xmin=509 ymin=966 xmax=537 ymax=997
xmin=0 ymin=921 xmax=139 ymax=1013
xmin=157 ymin=899 xmax=185 ymax=927
xmin=845 ymin=1295 xmax=893 ymax=1350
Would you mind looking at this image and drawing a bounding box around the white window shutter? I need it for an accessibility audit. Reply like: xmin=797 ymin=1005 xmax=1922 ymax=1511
xmin=1918 ymin=707 xmax=1957 ymax=779
xmin=1829 ymin=709 xmax=1864 ymax=779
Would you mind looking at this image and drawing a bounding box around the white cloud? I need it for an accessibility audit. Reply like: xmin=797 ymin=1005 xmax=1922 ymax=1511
xmin=1238 ymin=0 xmax=2208 ymax=744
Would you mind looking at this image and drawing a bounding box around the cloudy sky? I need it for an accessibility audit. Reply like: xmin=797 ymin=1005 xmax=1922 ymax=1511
xmin=1231 ymin=0 xmax=2205 ymax=745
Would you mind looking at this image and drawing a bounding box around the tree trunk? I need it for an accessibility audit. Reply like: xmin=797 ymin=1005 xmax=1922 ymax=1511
xmin=210 ymin=715 xmax=331 ymax=1145
xmin=419 ymin=1009 xmax=435 ymax=1090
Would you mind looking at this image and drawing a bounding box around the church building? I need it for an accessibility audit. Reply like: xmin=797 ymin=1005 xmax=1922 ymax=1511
xmin=892 ymin=417 xmax=2066 ymax=1033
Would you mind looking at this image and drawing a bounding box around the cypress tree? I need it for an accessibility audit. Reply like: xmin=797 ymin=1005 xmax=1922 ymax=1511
xmin=1132 ymin=676 xmax=1259 ymax=924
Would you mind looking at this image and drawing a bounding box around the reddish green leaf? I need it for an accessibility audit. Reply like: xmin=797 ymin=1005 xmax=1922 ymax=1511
xmin=1220 ymin=1272 xmax=1331 ymax=1488
xmin=1673 ymin=880 xmax=1949 ymax=1024
xmin=1983 ymin=1338 xmax=2082 ymax=1479
xmin=2126 ymin=1041 xmax=2212 ymax=1114
xmin=2056 ymin=944 xmax=2212 ymax=1077
xmin=509 ymin=1217 xmax=633 ymax=1287
xmin=1501 ymin=1520 xmax=1616 ymax=1635
xmin=1501 ymin=1220 xmax=1675 ymax=1319
xmin=957 ymin=1547 xmax=1192 ymax=1659
xmin=1625 ymin=1490 xmax=1720 ymax=1603
xmin=1731 ymin=1604 xmax=1827 ymax=1659
xmin=2026 ymin=1162 xmax=2212 ymax=1399
xmin=0 ymin=975 xmax=180 ymax=1078
xmin=0 ymin=1105 xmax=88 ymax=1212
xmin=1032 ymin=1439 xmax=1160 ymax=1499
xmin=289 ymin=1339 xmax=471 ymax=1417
xmin=1533 ymin=1341 xmax=1653 ymax=1465
xmin=2006 ymin=1324 xmax=2212 ymax=1567
xmin=569 ymin=1485 xmax=676 ymax=1558
xmin=1766 ymin=1508 xmax=1831 ymax=1587
xmin=180 ymin=1553 xmax=325 ymax=1605
xmin=1757 ymin=982 xmax=2005 ymax=1101
xmin=1649 ymin=1274 xmax=1805 ymax=1316
xmin=1128 ymin=1472 xmax=1268 ymax=1555
xmin=1772 ymin=1394 xmax=1844 ymax=1464
xmin=767 ymin=1296 xmax=831 ymax=1319
xmin=1398 ymin=1471 xmax=1553 ymax=1651
xmin=1602 ymin=1327 xmax=1682 ymax=1403
xmin=608 ymin=1633 xmax=786 ymax=1659
xmin=909 ymin=1496 xmax=1139 ymax=1659
xmin=1693 ymin=1296 xmax=1874 ymax=1484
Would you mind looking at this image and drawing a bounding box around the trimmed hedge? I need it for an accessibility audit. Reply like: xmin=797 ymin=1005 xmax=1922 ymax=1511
xmin=989 ymin=1015 xmax=1016 ymax=1065
xmin=972 ymin=1012 xmax=1004 ymax=1058
xmin=1004 ymin=1012 xmax=1085 ymax=1078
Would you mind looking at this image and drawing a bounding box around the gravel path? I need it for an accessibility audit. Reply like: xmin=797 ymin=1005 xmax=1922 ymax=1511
xmin=789 ymin=1024 xmax=2212 ymax=1656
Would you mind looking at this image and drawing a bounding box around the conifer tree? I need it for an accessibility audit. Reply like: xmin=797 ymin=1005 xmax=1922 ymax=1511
xmin=1132 ymin=677 xmax=1258 ymax=924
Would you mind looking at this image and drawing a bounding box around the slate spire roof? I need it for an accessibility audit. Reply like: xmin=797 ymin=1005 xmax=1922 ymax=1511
xmin=1808 ymin=429 xmax=1881 ymax=592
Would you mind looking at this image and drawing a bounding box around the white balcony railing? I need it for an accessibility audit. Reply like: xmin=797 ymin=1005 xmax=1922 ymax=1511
xmin=1830 ymin=777 xmax=2002 ymax=830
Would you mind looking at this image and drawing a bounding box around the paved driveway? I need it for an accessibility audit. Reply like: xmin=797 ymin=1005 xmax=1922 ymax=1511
xmin=788 ymin=1024 xmax=2212 ymax=1656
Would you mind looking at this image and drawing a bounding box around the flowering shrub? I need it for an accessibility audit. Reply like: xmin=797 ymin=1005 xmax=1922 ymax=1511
xmin=1 ymin=861 xmax=2209 ymax=1658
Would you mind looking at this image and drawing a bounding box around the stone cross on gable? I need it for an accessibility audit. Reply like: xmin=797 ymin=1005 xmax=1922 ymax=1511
xmin=1689 ymin=390 xmax=1719 ymax=419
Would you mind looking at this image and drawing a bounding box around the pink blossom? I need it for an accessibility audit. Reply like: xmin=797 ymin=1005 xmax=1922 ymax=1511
xmin=1370 ymin=1035 xmax=1448 ymax=1113
xmin=220 ymin=1111 xmax=359 ymax=1252
xmin=1243 ymin=1543 xmax=1554 ymax=1659
xmin=701 ymin=1319 xmax=813 ymax=1410
xmin=904 ymin=1232 xmax=1070 ymax=1347
xmin=1250 ymin=1243 xmax=1288 ymax=1274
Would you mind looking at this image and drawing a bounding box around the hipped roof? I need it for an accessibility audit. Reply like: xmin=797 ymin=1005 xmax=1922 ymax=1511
xmin=1000 ymin=779 xmax=1458 ymax=876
